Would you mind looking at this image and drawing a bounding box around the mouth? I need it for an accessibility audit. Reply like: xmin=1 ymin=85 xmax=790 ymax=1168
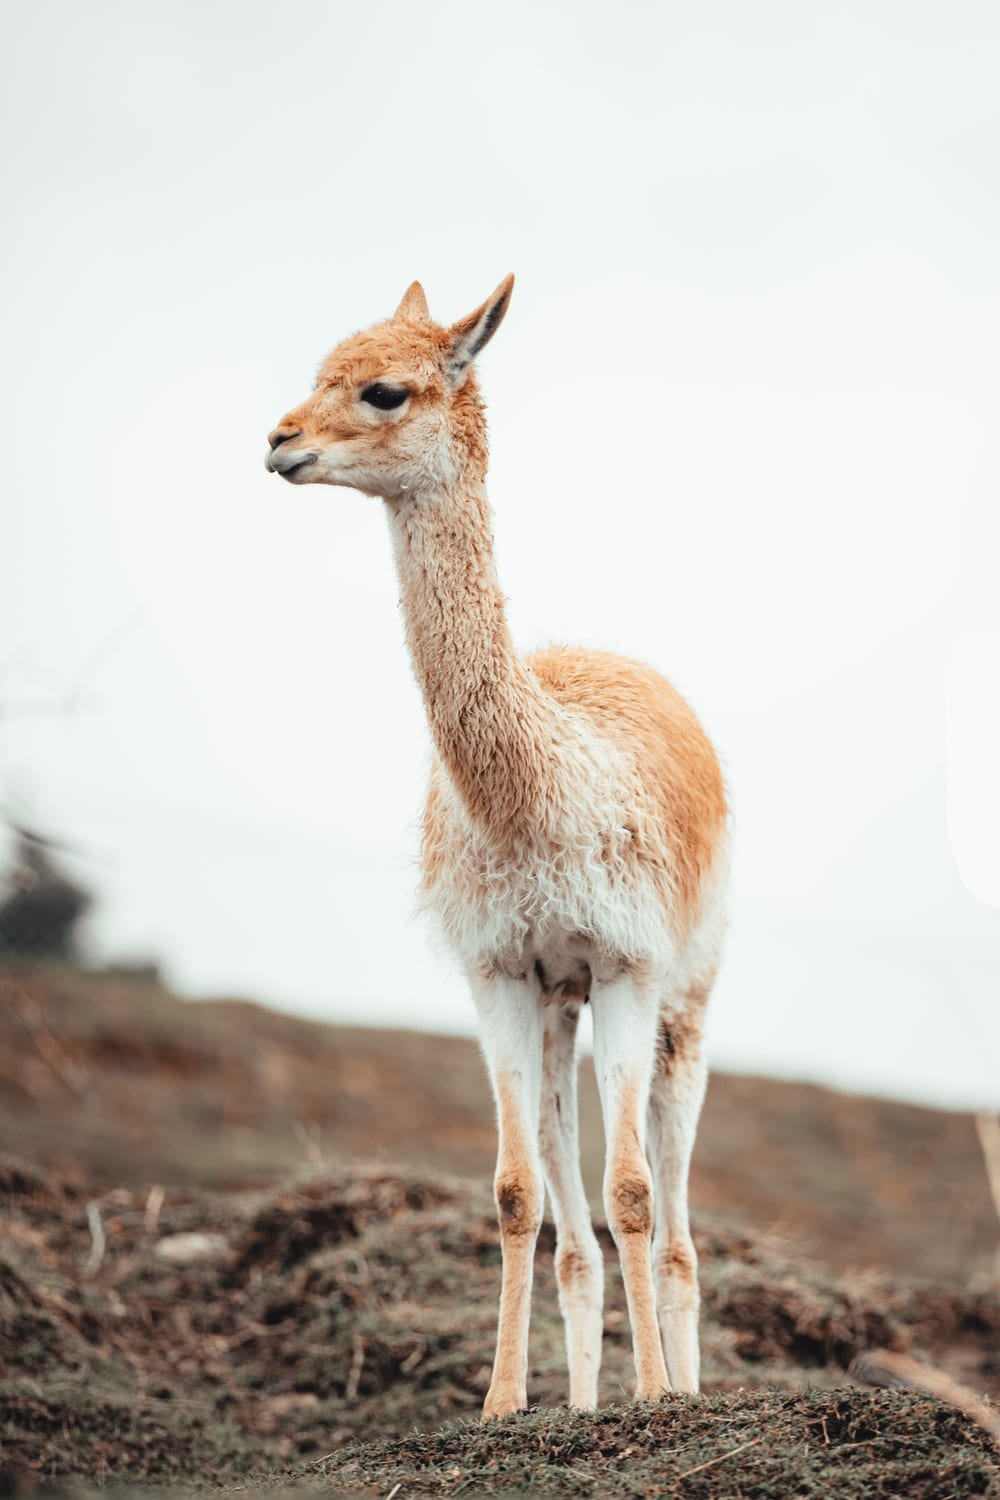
xmin=265 ymin=450 xmax=319 ymax=482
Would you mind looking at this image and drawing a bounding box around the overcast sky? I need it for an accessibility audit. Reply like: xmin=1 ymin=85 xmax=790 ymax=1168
xmin=1 ymin=0 xmax=998 ymax=1110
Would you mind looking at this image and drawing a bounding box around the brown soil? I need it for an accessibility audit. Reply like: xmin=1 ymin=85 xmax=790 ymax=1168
xmin=0 ymin=962 xmax=997 ymax=1497
xmin=1 ymin=1155 xmax=998 ymax=1493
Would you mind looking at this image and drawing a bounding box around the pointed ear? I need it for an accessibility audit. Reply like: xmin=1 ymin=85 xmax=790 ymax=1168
xmin=395 ymin=280 xmax=430 ymax=321
xmin=446 ymin=274 xmax=515 ymax=386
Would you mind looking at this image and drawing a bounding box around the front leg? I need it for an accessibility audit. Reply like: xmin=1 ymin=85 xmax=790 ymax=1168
xmin=471 ymin=972 xmax=545 ymax=1419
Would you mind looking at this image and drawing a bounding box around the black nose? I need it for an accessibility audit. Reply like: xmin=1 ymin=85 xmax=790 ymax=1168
xmin=268 ymin=426 xmax=302 ymax=450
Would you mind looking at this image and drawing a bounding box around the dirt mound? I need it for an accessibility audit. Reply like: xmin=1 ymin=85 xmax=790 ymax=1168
xmin=1 ymin=1156 xmax=997 ymax=1492
xmin=323 ymin=1390 xmax=999 ymax=1499
xmin=0 ymin=1391 xmax=266 ymax=1488
xmin=705 ymin=1260 xmax=902 ymax=1368
xmin=231 ymin=1170 xmax=460 ymax=1279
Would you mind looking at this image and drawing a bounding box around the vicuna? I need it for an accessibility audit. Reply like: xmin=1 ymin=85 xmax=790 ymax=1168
xmin=265 ymin=277 xmax=728 ymax=1416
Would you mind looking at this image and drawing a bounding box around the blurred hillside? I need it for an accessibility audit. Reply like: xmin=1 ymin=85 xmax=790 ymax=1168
xmin=0 ymin=963 xmax=994 ymax=1286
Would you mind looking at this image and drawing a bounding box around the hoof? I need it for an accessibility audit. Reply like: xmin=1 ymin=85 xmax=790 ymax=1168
xmin=482 ymin=1387 xmax=527 ymax=1420
xmin=634 ymin=1381 xmax=672 ymax=1402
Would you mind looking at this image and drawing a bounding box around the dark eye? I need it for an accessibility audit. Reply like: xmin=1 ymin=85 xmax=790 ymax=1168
xmin=361 ymin=383 xmax=409 ymax=410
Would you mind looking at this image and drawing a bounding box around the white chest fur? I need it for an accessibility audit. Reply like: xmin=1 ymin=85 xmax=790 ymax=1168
xmin=422 ymin=722 xmax=679 ymax=981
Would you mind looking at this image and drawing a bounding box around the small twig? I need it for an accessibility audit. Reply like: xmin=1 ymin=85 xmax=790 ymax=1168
xmin=975 ymin=1112 xmax=1000 ymax=1276
xmin=144 ymin=1184 xmax=165 ymax=1235
xmin=384 ymin=1484 xmax=402 ymax=1500
xmin=293 ymin=1120 xmax=325 ymax=1166
xmin=851 ymin=1348 xmax=1000 ymax=1447
xmin=569 ymin=1465 xmax=598 ymax=1482
xmin=400 ymin=1340 xmax=427 ymax=1374
xmin=82 ymin=1202 xmax=106 ymax=1278
xmin=345 ymin=1334 xmax=366 ymax=1403
xmin=0 ymin=978 xmax=89 ymax=1094
xmin=673 ymin=1435 xmax=762 ymax=1482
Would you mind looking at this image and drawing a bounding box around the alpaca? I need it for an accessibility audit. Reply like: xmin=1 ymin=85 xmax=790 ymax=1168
xmin=265 ymin=277 xmax=728 ymax=1417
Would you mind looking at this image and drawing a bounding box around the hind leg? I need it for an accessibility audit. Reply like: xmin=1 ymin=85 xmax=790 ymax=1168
xmin=539 ymin=1000 xmax=604 ymax=1408
xmin=647 ymin=975 xmax=711 ymax=1393
xmin=591 ymin=970 xmax=670 ymax=1401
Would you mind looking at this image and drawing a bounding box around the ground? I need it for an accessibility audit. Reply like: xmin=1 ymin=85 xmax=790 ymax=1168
xmin=0 ymin=963 xmax=997 ymax=1497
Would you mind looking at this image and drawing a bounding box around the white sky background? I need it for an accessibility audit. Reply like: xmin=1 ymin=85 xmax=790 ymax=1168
xmin=1 ymin=1 xmax=997 ymax=1109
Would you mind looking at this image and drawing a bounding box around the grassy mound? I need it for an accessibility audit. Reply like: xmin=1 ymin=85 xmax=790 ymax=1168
xmin=1 ymin=1157 xmax=997 ymax=1493
xmin=320 ymin=1390 xmax=1000 ymax=1499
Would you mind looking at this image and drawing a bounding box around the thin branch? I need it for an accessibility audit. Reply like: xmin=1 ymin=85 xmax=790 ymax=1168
xmin=0 ymin=977 xmax=89 ymax=1094
xmin=0 ymin=696 xmax=102 ymax=721
xmin=82 ymin=1202 xmax=106 ymax=1279
xmin=975 ymin=1113 xmax=1000 ymax=1222
xmin=144 ymin=1185 xmax=165 ymax=1235
xmin=852 ymin=1348 xmax=1000 ymax=1448
xmin=974 ymin=1112 xmax=1000 ymax=1279
xmin=62 ymin=612 xmax=142 ymax=715
xmin=306 ymin=1452 xmax=340 ymax=1469
xmin=345 ymin=1334 xmax=366 ymax=1403
xmin=673 ymin=1436 xmax=762 ymax=1481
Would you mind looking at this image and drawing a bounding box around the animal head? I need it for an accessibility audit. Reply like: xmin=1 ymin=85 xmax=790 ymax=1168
xmin=265 ymin=276 xmax=514 ymax=500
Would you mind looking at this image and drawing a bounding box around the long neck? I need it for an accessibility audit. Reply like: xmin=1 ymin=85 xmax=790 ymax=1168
xmin=386 ymin=436 xmax=556 ymax=839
